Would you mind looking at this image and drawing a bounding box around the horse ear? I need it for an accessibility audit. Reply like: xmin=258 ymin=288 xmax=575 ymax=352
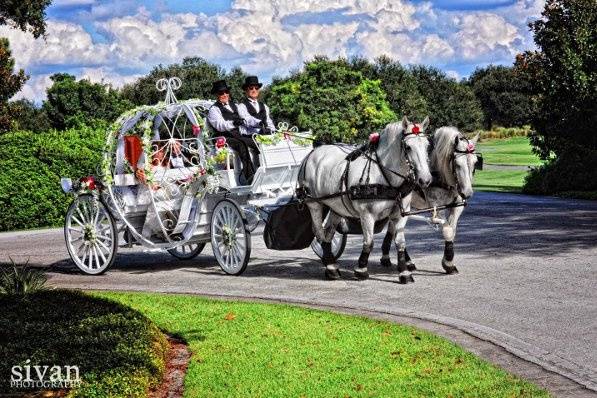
xmin=402 ymin=116 xmax=409 ymax=129
xmin=421 ymin=116 xmax=430 ymax=131
xmin=471 ymin=132 xmax=480 ymax=144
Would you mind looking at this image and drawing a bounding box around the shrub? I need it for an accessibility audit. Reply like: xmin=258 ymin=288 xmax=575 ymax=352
xmin=476 ymin=126 xmax=531 ymax=141
xmin=0 ymin=126 xmax=105 ymax=231
xmin=0 ymin=289 xmax=168 ymax=397
xmin=0 ymin=258 xmax=47 ymax=295
xmin=523 ymin=149 xmax=597 ymax=195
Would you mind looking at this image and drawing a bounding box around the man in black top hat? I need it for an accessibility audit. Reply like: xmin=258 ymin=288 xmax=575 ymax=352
xmin=207 ymin=79 xmax=259 ymax=184
xmin=237 ymin=76 xmax=275 ymax=135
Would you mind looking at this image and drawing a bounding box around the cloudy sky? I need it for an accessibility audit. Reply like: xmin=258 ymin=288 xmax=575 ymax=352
xmin=1 ymin=0 xmax=545 ymax=102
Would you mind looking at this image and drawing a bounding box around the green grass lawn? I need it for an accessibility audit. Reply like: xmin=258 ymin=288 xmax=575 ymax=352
xmin=473 ymin=136 xmax=543 ymax=192
xmin=473 ymin=169 xmax=528 ymax=192
xmin=95 ymin=291 xmax=548 ymax=398
xmin=476 ymin=136 xmax=543 ymax=166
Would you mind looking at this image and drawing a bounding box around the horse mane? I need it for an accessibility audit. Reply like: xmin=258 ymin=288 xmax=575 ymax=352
xmin=431 ymin=126 xmax=460 ymax=183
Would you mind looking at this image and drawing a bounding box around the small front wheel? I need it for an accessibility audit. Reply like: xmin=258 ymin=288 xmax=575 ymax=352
xmin=64 ymin=194 xmax=118 ymax=275
xmin=311 ymin=231 xmax=347 ymax=262
xmin=210 ymin=199 xmax=251 ymax=275
xmin=167 ymin=242 xmax=206 ymax=260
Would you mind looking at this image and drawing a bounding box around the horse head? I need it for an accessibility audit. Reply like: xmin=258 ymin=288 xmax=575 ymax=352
xmin=400 ymin=116 xmax=432 ymax=188
xmin=432 ymin=127 xmax=480 ymax=199
xmin=452 ymin=132 xmax=480 ymax=199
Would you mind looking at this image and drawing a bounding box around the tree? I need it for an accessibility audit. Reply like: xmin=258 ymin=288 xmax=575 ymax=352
xmin=516 ymin=0 xmax=596 ymax=160
xmin=409 ymin=66 xmax=483 ymax=132
xmin=0 ymin=38 xmax=27 ymax=132
xmin=351 ymin=56 xmax=428 ymax=123
xmin=0 ymin=0 xmax=52 ymax=38
xmin=265 ymin=57 xmax=396 ymax=143
xmin=121 ymin=57 xmax=247 ymax=105
xmin=42 ymin=73 xmax=133 ymax=130
xmin=8 ymin=99 xmax=51 ymax=132
xmin=468 ymin=65 xmax=535 ymax=129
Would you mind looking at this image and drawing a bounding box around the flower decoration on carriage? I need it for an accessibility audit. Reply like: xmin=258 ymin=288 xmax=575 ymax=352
xmin=369 ymin=132 xmax=380 ymax=144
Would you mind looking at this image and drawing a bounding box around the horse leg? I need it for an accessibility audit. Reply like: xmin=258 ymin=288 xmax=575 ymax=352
xmin=441 ymin=206 xmax=464 ymax=274
xmin=354 ymin=213 xmax=374 ymax=280
xmin=380 ymin=220 xmax=395 ymax=268
xmin=405 ymin=249 xmax=416 ymax=271
xmin=308 ymin=203 xmax=341 ymax=280
xmin=394 ymin=215 xmax=414 ymax=284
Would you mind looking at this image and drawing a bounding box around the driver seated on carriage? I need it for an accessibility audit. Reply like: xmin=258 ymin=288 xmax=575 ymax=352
xmin=207 ymin=78 xmax=274 ymax=185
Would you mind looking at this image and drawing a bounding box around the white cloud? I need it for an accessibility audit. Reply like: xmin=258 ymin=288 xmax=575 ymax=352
xmin=7 ymin=0 xmax=547 ymax=101
xmin=0 ymin=21 xmax=110 ymax=70
xmin=11 ymin=74 xmax=53 ymax=102
xmin=80 ymin=67 xmax=142 ymax=88
xmin=452 ymin=13 xmax=519 ymax=59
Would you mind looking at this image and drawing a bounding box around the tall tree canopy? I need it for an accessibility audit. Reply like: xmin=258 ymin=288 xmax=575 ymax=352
xmin=518 ymin=0 xmax=597 ymax=194
xmin=468 ymin=65 xmax=536 ymax=129
xmin=0 ymin=0 xmax=52 ymax=38
xmin=351 ymin=56 xmax=428 ymax=124
xmin=265 ymin=57 xmax=396 ymax=143
xmin=43 ymin=73 xmax=132 ymax=130
xmin=121 ymin=57 xmax=247 ymax=105
xmin=0 ymin=38 xmax=27 ymax=132
xmin=409 ymin=66 xmax=483 ymax=132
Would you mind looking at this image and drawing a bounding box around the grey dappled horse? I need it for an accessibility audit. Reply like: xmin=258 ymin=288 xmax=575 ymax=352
xmin=300 ymin=117 xmax=432 ymax=284
xmin=381 ymin=127 xmax=480 ymax=276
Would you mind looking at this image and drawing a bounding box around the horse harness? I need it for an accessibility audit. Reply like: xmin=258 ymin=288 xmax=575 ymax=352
xmin=296 ymin=131 xmax=423 ymax=216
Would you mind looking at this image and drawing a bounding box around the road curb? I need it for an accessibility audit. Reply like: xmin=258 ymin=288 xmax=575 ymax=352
xmin=84 ymin=287 xmax=597 ymax=397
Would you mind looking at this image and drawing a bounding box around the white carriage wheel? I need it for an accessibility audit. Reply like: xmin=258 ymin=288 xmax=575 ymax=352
xmin=210 ymin=199 xmax=251 ymax=275
xmin=167 ymin=242 xmax=206 ymax=260
xmin=311 ymin=231 xmax=347 ymax=262
xmin=64 ymin=194 xmax=118 ymax=275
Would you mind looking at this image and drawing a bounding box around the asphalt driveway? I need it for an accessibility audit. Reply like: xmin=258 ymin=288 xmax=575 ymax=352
xmin=2 ymin=191 xmax=596 ymax=395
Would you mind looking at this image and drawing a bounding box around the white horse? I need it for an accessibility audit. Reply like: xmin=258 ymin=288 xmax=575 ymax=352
xmin=380 ymin=126 xmax=480 ymax=275
xmin=299 ymin=117 xmax=432 ymax=283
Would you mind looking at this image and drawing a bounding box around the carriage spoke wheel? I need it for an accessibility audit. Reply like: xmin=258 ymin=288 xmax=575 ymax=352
xmin=311 ymin=231 xmax=347 ymax=262
xmin=167 ymin=242 xmax=206 ymax=260
xmin=64 ymin=194 xmax=118 ymax=275
xmin=210 ymin=200 xmax=251 ymax=275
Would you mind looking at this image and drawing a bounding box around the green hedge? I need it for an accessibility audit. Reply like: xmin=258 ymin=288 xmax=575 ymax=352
xmin=0 ymin=289 xmax=168 ymax=397
xmin=0 ymin=126 xmax=105 ymax=231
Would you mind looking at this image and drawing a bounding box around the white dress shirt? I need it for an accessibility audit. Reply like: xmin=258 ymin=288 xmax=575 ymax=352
xmin=237 ymin=98 xmax=276 ymax=135
xmin=207 ymin=102 xmax=248 ymax=135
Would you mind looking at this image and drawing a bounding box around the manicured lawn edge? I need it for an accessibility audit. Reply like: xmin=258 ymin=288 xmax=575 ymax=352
xmin=94 ymin=290 xmax=549 ymax=398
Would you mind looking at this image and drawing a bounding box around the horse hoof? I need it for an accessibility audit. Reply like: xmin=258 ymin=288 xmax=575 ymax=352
xmin=398 ymin=274 xmax=415 ymax=284
xmin=380 ymin=258 xmax=393 ymax=268
xmin=406 ymin=261 xmax=417 ymax=271
xmin=354 ymin=268 xmax=369 ymax=280
xmin=325 ymin=268 xmax=341 ymax=280
xmin=442 ymin=260 xmax=459 ymax=274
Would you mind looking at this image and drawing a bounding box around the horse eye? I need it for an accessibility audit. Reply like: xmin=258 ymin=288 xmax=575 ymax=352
xmin=405 ymin=146 xmax=412 ymax=152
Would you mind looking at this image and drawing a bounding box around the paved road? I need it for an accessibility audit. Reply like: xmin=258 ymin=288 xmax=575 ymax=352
xmin=2 ymin=192 xmax=596 ymax=395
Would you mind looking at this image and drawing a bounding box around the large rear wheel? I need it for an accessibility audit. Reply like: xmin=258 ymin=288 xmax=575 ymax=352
xmin=167 ymin=242 xmax=206 ymax=260
xmin=210 ymin=199 xmax=251 ymax=275
xmin=64 ymin=194 xmax=118 ymax=275
xmin=311 ymin=231 xmax=347 ymax=262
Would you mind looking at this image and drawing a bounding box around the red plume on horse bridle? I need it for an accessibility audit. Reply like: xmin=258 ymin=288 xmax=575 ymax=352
xmin=411 ymin=124 xmax=420 ymax=134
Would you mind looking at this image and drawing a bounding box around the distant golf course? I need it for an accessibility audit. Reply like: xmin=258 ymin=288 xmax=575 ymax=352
xmin=474 ymin=136 xmax=542 ymax=192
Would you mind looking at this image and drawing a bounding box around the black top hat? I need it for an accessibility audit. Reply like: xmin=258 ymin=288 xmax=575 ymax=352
xmin=242 ymin=76 xmax=263 ymax=90
xmin=210 ymin=80 xmax=231 ymax=95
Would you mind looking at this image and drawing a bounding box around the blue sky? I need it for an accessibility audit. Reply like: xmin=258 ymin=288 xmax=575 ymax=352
xmin=1 ymin=0 xmax=544 ymax=101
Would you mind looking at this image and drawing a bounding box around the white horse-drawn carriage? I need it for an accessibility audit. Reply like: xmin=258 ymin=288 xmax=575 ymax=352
xmin=61 ymin=79 xmax=346 ymax=275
